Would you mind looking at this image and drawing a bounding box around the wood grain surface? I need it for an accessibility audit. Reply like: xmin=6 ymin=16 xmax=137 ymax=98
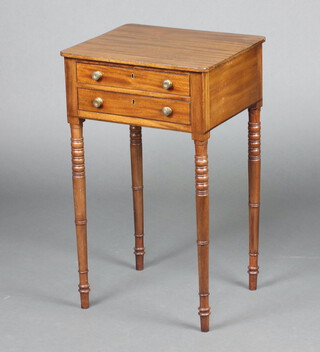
xmin=61 ymin=24 xmax=265 ymax=72
xmin=208 ymin=44 xmax=262 ymax=129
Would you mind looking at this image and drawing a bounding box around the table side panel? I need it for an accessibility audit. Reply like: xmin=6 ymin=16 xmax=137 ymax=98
xmin=209 ymin=44 xmax=262 ymax=129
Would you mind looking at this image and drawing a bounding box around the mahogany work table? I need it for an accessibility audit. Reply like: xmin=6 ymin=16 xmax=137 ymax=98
xmin=61 ymin=24 xmax=265 ymax=332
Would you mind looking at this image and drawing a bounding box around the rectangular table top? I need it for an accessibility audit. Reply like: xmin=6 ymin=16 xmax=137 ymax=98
xmin=61 ymin=24 xmax=265 ymax=72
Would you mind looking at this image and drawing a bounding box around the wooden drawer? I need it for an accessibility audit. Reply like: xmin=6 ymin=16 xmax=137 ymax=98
xmin=78 ymin=88 xmax=190 ymax=125
xmin=77 ymin=63 xmax=190 ymax=96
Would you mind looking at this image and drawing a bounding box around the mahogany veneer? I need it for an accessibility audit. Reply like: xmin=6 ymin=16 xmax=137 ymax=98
xmin=61 ymin=24 xmax=265 ymax=332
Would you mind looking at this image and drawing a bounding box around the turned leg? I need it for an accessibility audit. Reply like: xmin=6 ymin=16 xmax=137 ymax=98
xmin=70 ymin=120 xmax=90 ymax=308
xmin=194 ymin=137 xmax=210 ymax=332
xmin=248 ymin=107 xmax=261 ymax=290
xmin=130 ymin=126 xmax=145 ymax=270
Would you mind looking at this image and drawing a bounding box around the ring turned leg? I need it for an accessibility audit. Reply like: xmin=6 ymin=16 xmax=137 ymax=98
xmin=248 ymin=107 xmax=261 ymax=290
xmin=194 ymin=137 xmax=211 ymax=332
xmin=70 ymin=120 xmax=90 ymax=308
xmin=130 ymin=126 xmax=145 ymax=270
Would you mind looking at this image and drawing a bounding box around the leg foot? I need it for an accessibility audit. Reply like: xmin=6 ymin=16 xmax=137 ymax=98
xmin=199 ymin=315 xmax=210 ymax=332
xmin=79 ymin=286 xmax=90 ymax=309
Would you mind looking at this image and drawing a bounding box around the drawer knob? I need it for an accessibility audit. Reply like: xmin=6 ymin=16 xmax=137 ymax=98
xmin=92 ymin=97 xmax=103 ymax=108
xmin=162 ymin=106 xmax=173 ymax=117
xmin=162 ymin=79 xmax=173 ymax=90
xmin=91 ymin=71 xmax=103 ymax=81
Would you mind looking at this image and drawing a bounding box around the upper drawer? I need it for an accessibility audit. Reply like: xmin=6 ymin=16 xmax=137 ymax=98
xmin=77 ymin=63 xmax=190 ymax=96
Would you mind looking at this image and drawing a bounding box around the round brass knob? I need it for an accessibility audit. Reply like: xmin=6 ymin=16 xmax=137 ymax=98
xmin=162 ymin=79 xmax=173 ymax=90
xmin=91 ymin=71 xmax=103 ymax=81
xmin=162 ymin=106 xmax=173 ymax=117
xmin=92 ymin=97 xmax=103 ymax=108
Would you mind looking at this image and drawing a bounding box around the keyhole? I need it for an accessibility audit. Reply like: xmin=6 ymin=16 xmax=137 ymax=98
xmin=131 ymin=73 xmax=135 ymax=79
xmin=132 ymin=99 xmax=136 ymax=105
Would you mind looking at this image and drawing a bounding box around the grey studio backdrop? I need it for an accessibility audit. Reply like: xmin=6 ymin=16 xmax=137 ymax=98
xmin=0 ymin=1 xmax=319 ymax=351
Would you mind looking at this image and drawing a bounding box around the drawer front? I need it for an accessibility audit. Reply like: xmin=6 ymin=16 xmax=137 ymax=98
xmin=77 ymin=63 xmax=190 ymax=96
xmin=78 ymin=88 xmax=190 ymax=125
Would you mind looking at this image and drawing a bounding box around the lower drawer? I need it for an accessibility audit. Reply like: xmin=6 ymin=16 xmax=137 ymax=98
xmin=77 ymin=88 xmax=190 ymax=125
